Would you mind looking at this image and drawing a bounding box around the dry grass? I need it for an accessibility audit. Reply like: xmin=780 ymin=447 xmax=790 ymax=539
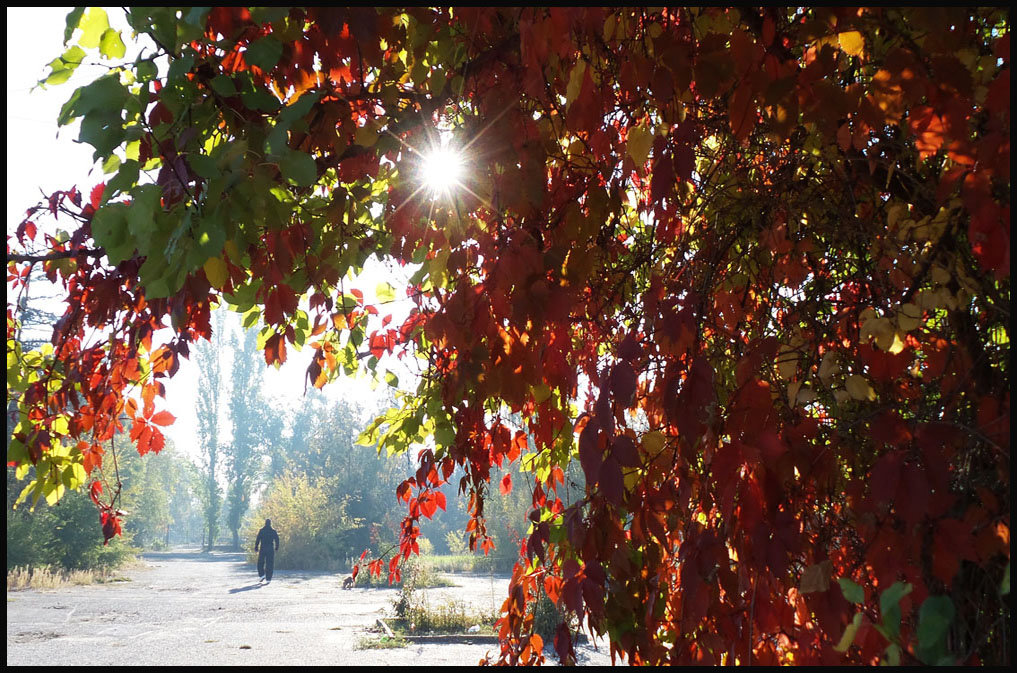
xmin=6 ymin=565 xmax=132 ymax=591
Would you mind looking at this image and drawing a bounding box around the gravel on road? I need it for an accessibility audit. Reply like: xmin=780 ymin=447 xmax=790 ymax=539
xmin=6 ymin=548 xmax=617 ymax=666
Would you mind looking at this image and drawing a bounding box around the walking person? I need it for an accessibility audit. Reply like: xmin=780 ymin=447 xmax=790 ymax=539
xmin=255 ymin=519 xmax=280 ymax=583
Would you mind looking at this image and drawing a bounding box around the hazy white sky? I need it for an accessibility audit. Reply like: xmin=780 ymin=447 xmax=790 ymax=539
xmin=6 ymin=8 xmax=414 ymax=459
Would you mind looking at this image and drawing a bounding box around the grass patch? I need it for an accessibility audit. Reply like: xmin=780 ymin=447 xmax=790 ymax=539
xmin=6 ymin=565 xmax=133 ymax=591
xmin=356 ymin=634 xmax=408 ymax=650
xmin=393 ymin=597 xmax=499 ymax=635
xmin=416 ymin=553 xmax=516 ymax=574
xmin=392 ymin=567 xmax=499 ymax=636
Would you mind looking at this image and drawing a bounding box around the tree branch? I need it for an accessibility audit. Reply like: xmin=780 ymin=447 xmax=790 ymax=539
xmin=7 ymin=248 xmax=104 ymax=264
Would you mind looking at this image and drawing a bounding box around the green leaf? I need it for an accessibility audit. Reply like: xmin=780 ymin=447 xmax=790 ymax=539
xmin=245 ymin=36 xmax=283 ymax=71
xmin=63 ymin=7 xmax=85 ymax=45
xmin=99 ymin=28 xmax=127 ymax=59
xmin=883 ymin=642 xmax=902 ymax=666
xmin=78 ymin=8 xmax=110 ymax=49
xmin=210 ymin=74 xmax=238 ymax=97
xmin=266 ymin=124 xmax=290 ymax=157
xmin=1002 ymin=561 xmax=1010 ymax=596
xmin=280 ymin=151 xmax=317 ymax=187
xmin=188 ymin=152 xmax=220 ymax=179
xmin=195 ymin=210 xmax=227 ymax=258
xmin=434 ymin=423 xmax=456 ymax=448
xmin=79 ymin=112 xmax=126 ymax=161
xmin=136 ymin=59 xmax=158 ymax=82
xmin=126 ymin=184 xmax=162 ymax=238
xmin=879 ymin=581 xmax=913 ymax=639
xmin=105 ymin=159 xmax=140 ymax=200
xmin=63 ymin=74 xmax=129 ymax=120
xmin=167 ymin=53 xmax=196 ymax=83
xmin=280 ymin=91 xmax=321 ymax=124
xmin=241 ymin=86 xmax=280 ymax=112
xmin=837 ymin=578 xmax=865 ymax=604
xmin=91 ymin=203 xmax=132 ymax=264
xmin=916 ymin=595 xmax=954 ymax=663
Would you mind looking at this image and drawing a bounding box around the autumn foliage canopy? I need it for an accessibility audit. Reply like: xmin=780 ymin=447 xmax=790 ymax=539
xmin=6 ymin=7 xmax=1010 ymax=666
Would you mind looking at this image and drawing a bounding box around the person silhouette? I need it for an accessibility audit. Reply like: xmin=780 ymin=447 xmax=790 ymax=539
xmin=255 ymin=519 xmax=280 ymax=583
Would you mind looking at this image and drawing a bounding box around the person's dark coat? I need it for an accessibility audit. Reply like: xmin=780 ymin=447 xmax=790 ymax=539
xmin=255 ymin=521 xmax=280 ymax=581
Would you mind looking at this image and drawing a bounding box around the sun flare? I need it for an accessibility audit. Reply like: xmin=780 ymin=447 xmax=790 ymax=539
xmin=420 ymin=144 xmax=465 ymax=196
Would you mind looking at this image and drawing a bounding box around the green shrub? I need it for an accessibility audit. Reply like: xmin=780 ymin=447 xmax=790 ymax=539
xmin=7 ymin=470 xmax=136 ymax=573
xmin=246 ymin=472 xmax=360 ymax=571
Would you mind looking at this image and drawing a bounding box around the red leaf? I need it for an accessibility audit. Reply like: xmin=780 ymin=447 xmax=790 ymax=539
xmin=100 ymin=510 xmax=122 ymax=545
xmin=369 ymin=331 xmax=388 ymax=359
xmin=396 ymin=480 xmax=413 ymax=502
xmin=650 ymin=148 xmax=675 ymax=204
xmin=264 ymin=333 xmax=287 ymax=366
xmin=729 ymin=82 xmax=755 ymax=142
xmin=420 ymin=493 xmax=437 ymax=518
xmin=578 ymin=422 xmax=602 ymax=486
xmin=611 ymin=434 xmax=640 ymax=468
xmin=89 ymin=481 xmax=103 ymax=506
xmin=869 ymin=451 xmax=903 ymax=508
xmin=610 ymin=362 xmax=638 ymax=407
xmin=500 ymin=472 xmax=512 ymax=495
xmin=599 ymin=456 xmax=624 ymax=505
xmin=90 ymin=183 xmax=106 ymax=210
xmin=149 ymin=410 xmax=175 ymax=426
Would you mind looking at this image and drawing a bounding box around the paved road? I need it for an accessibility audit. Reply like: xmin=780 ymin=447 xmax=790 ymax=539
xmin=6 ymin=548 xmax=615 ymax=666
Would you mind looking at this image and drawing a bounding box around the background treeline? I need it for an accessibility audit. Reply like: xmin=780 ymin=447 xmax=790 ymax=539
xmin=7 ymin=305 xmax=569 ymax=578
xmin=6 ymin=442 xmax=204 ymax=574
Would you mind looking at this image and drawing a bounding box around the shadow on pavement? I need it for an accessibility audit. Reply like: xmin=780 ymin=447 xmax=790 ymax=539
xmin=228 ymin=582 xmax=266 ymax=594
xmin=142 ymin=549 xmax=247 ymax=563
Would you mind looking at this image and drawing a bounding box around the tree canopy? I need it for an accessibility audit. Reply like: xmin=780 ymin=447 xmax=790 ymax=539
xmin=6 ymin=7 xmax=1010 ymax=666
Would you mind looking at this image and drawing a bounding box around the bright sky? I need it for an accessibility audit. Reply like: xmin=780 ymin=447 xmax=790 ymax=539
xmin=6 ymin=8 xmax=417 ymax=460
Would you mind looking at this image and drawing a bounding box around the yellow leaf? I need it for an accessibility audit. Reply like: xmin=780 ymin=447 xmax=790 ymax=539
xmin=819 ymin=350 xmax=840 ymax=385
xmin=566 ymin=60 xmax=587 ymax=108
xmin=642 ymin=430 xmax=665 ymax=455
xmin=787 ymin=380 xmax=802 ymax=407
xmin=834 ymin=612 xmax=863 ymax=652
xmin=887 ymin=333 xmax=906 ymax=355
xmin=860 ymin=316 xmax=894 ymax=351
xmin=355 ymin=122 xmax=379 ymax=147
xmin=839 ymin=31 xmax=865 ymax=57
xmin=203 ymin=256 xmax=228 ymax=289
xmin=627 ymin=121 xmax=653 ymax=167
xmin=896 ymin=303 xmax=922 ymax=332
xmin=796 ymin=386 xmax=817 ymax=406
xmin=602 ymin=13 xmax=617 ymax=41
xmin=531 ymin=382 xmax=552 ymax=404
xmin=846 ymin=374 xmax=875 ymax=401
xmin=776 ymin=345 xmax=798 ymax=381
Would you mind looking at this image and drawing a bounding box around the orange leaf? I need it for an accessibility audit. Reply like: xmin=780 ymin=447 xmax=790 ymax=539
xmin=149 ymin=410 xmax=175 ymax=426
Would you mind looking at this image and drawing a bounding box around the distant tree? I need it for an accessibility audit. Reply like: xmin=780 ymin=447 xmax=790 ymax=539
xmin=247 ymin=471 xmax=359 ymax=571
xmin=119 ymin=442 xmax=201 ymax=549
xmin=273 ymin=396 xmax=407 ymax=557
xmin=223 ymin=323 xmax=267 ymax=551
xmin=6 ymin=467 xmax=134 ymax=571
xmin=194 ymin=311 xmax=226 ymax=550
